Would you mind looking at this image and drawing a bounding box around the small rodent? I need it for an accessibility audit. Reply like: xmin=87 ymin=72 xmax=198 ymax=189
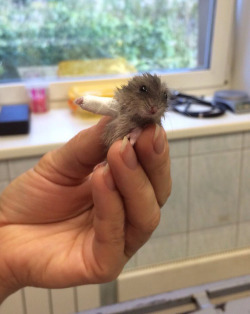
xmin=75 ymin=73 xmax=169 ymax=150
xmin=102 ymin=73 xmax=169 ymax=148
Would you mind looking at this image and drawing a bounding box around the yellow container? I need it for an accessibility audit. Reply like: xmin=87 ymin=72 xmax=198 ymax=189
xmin=68 ymin=77 xmax=131 ymax=118
xmin=58 ymin=57 xmax=136 ymax=77
xmin=68 ymin=85 xmax=113 ymax=118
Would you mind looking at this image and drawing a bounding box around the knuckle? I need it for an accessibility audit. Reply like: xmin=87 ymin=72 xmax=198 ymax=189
xmin=131 ymin=204 xmax=160 ymax=236
xmin=135 ymin=175 xmax=150 ymax=196
xmin=96 ymin=266 xmax=122 ymax=283
xmin=150 ymin=153 xmax=170 ymax=184
xmin=142 ymin=206 xmax=161 ymax=235
xmin=157 ymin=157 xmax=169 ymax=177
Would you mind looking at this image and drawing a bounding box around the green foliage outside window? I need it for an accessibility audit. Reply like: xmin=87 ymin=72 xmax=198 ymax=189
xmin=0 ymin=0 xmax=198 ymax=79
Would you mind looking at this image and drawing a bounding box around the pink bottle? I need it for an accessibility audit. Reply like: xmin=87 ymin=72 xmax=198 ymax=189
xmin=29 ymin=86 xmax=48 ymax=113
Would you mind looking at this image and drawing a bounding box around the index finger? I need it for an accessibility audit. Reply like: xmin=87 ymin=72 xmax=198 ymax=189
xmin=135 ymin=124 xmax=171 ymax=207
xmin=107 ymin=138 xmax=161 ymax=257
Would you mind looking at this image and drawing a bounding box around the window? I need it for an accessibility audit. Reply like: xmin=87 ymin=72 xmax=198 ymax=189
xmin=0 ymin=0 xmax=206 ymax=81
xmin=0 ymin=0 xmax=235 ymax=104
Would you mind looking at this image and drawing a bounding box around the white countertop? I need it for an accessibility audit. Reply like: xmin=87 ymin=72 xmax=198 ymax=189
xmin=0 ymin=108 xmax=250 ymax=160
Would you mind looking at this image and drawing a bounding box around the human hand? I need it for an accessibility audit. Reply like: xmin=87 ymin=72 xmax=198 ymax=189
xmin=0 ymin=117 xmax=171 ymax=302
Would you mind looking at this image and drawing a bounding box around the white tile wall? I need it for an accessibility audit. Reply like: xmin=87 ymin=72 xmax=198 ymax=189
xmin=169 ymin=139 xmax=189 ymax=157
xmin=188 ymin=225 xmax=237 ymax=257
xmin=237 ymin=221 xmax=250 ymax=248
xmin=50 ymin=288 xmax=76 ymax=314
xmin=76 ymin=285 xmax=100 ymax=311
xmin=0 ymin=290 xmax=25 ymax=314
xmin=243 ymin=131 xmax=250 ymax=148
xmin=24 ymin=288 xmax=51 ymax=314
xmin=123 ymin=254 xmax=137 ymax=271
xmin=0 ymin=161 xmax=9 ymax=181
xmin=190 ymin=133 xmax=242 ymax=155
xmin=137 ymin=233 xmax=187 ymax=267
xmin=154 ymin=157 xmax=189 ymax=237
xmin=239 ymin=149 xmax=250 ymax=221
xmin=1 ymin=286 xmax=101 ymax=314
xmin=189 ymin=151 xmax=241 ymax=230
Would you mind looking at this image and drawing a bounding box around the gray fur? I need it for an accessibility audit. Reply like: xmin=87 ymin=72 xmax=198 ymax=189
xmin=102 ymin=73 xmax=169 ymax=149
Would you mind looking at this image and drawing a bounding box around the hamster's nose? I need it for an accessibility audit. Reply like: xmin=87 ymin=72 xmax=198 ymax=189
xmin=150 ymin=106 xmax=157 ymax=114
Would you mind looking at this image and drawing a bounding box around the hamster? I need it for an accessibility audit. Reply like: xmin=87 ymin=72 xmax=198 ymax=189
xmin=102 ymin=73 xmax=169 ymax=148
xmin=75 ymin=73 xmax=169 ymax=150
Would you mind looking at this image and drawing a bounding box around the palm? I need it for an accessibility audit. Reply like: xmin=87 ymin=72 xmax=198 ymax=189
xmin=1 ymin=158 xmax=93 ymax=221
xmin=0 ymin=167 xmax=124 ymax=288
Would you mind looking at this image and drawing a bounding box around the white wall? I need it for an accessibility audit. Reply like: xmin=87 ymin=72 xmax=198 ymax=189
xmin=231 ymin=0 xmax=250 ymax=95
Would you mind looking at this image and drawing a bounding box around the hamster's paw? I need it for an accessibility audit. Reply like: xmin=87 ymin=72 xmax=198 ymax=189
xmin=127 ymin=127 xmax=142 ymax=146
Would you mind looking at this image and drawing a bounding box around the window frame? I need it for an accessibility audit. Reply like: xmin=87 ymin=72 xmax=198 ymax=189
xmin=0 ymin=0 xmax=235 ymax=105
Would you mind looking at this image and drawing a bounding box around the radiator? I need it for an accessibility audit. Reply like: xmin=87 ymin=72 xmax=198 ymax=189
xmin=2 ymin=247 xmax=250 ymax=314
xmin=81 ymin=275 xmax=250 ymax=313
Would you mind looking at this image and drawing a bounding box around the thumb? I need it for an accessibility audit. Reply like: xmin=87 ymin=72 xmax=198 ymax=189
xmin=36 ymin=117 xmax=110 ymax=185
xmin=90 ymin=165 xmax=126 ymax=280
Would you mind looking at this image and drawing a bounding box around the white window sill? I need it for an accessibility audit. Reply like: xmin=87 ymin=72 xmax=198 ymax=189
xmin=1 ymin=108 xmax=250 ymax=160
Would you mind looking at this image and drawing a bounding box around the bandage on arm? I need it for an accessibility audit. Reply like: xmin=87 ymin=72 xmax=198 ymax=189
xmin=75 ymin=95 xmax=118 ymax=117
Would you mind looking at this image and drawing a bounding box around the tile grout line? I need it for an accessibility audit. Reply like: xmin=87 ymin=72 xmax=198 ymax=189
xmin=48 ymin=289 xmax=53 ymax=314
xmin=21 ymin=289 xmax=27 ymax=314
xmin=73 ymin=287 xmax=78 ymax=313
xmin=186 ymin=138 xmax=192 ymax=258
xmin=150 ymin=221 xmax=241 ymax=240
xmin=235 ymin=132 xmax=245 ymax=249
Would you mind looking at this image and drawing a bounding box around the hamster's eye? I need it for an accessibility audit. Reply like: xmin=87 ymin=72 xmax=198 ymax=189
xmin=140 ymin=85 xmax=148 ymax=93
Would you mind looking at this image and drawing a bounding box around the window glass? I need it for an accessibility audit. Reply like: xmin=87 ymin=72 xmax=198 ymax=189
xmin=0 ymin=0 xmax=215 ymax=83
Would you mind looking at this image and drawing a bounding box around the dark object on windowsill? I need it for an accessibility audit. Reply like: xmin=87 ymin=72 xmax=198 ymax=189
xmin=169 ymin=91 xmax=226 ymax=118
xmin=0 ymin=104 xmax=30 ymax=136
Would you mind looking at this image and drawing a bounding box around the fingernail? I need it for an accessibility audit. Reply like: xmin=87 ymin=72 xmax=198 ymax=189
xmin=153 ymin=124 xmax=165 ymax=154
xmin=120 ymin=135 xmax=128 ymax=152
xmin=103 ymin=164 xmax=116 ymax=190
xmin=120 ymin=136 xmax=138 ymax=170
